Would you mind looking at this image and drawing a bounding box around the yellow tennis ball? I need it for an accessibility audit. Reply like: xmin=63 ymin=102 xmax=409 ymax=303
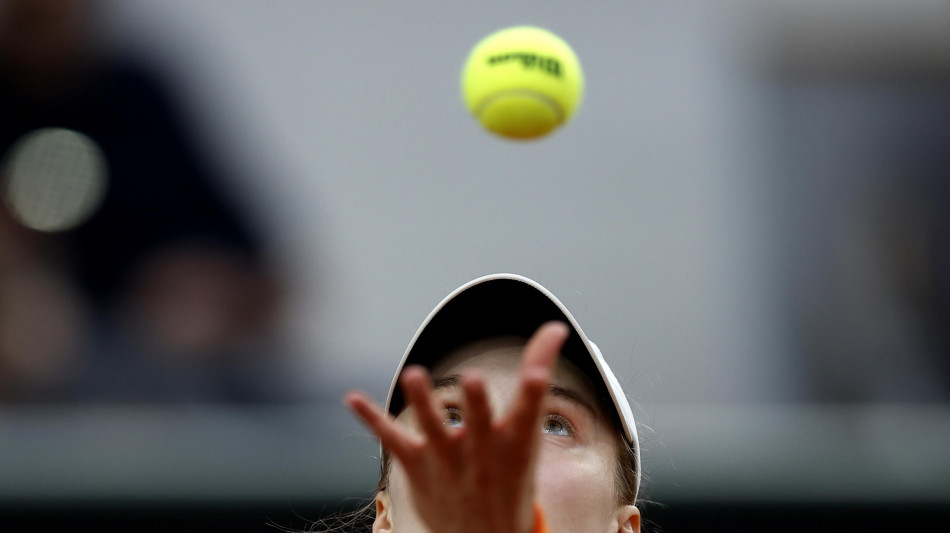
xmin=461 ymin=26 xmax=584 ymax=140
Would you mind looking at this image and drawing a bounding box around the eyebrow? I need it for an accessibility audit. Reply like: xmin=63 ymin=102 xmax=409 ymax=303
xmin=433 ymin=375 xmax=462 ymax=392
xmin=432 ymin=375 xmax=597 ymax=418
xmin=549 ymin=384 xmax=598 ymax=418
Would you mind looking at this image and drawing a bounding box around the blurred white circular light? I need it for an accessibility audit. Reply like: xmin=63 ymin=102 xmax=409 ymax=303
xmin=1 ymin=128 xmax=108 ymax=232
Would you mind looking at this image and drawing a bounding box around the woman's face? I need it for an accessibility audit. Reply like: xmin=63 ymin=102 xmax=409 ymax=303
xmin=376 ymin=337 xmax=639 ymax=533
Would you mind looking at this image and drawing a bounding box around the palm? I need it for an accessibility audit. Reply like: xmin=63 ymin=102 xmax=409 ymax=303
xmin=345 ymin=322 xmax=568 ymax=533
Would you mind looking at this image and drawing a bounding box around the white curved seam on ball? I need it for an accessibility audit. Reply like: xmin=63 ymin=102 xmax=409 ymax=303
xmin=473 ymin=89 xmax=566 ymax=124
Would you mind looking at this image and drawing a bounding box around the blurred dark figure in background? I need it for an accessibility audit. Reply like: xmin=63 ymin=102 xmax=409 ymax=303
xmin=0 ymin=0 xmax=289 ymax=403
xmin=874 ymin=133 xmax=950 ymax=396
xmin=815 ymin=146 xmax=950 ymax=401
xmin=786 ymin=88 xmax=950 ymax=402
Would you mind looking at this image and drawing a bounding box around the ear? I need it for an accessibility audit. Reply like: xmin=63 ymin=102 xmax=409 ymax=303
xmin=612 ymin=504 xmax=640 ymax=533
xmin=373 ymin=491 xmax=393 ymax=533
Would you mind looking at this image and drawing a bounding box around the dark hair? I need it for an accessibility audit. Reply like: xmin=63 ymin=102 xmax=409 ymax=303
xmin=614 ymin=434 xmax=639 ymax=505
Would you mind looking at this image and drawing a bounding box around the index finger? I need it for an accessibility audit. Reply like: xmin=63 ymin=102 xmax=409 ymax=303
xmin=506 ymin=321 xmax=569 ymax=432
xmin=520 ymin=321 xmax=569 ymax=380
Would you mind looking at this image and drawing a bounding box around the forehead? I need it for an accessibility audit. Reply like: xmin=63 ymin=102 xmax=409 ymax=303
xmin=429 ymin=336 xmax=601 ymax=409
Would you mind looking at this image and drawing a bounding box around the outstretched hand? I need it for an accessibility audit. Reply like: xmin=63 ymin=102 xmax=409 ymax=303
xmin=344 ymin=321 xmax=569 ymax=533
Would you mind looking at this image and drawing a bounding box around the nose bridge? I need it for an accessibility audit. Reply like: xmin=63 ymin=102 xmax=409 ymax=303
xmin=482 ymin=369 xmax=522 ymax=420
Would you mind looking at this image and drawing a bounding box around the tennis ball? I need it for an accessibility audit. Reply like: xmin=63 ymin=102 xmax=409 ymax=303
xmin=461 ymin=26 xmax=584 ymax=140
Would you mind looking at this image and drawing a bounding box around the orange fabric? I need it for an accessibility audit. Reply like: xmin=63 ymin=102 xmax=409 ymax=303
xmin=532 ymin=502 xmax=551 ymax=533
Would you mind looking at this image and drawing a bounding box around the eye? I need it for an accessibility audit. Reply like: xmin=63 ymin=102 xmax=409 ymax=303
xmin=542 ymin=414 xmax=574 ymax=436
xmin=444 ymin=406 xmax=464 ymax=428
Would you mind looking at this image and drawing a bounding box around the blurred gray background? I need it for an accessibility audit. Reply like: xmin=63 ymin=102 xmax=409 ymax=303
xmin=1 ymin=0 xmax=948 ymax=530
xmin=103 ymin=0 xmax=805 ymax=405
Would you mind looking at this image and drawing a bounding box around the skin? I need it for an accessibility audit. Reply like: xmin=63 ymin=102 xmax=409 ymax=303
xmin=345 ymin=322 xmax=640 ymax=533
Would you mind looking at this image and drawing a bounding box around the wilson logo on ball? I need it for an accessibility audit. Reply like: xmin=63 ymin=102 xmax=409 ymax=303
xmin=486 ymin=53 xmax=562 ymax=77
